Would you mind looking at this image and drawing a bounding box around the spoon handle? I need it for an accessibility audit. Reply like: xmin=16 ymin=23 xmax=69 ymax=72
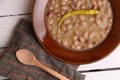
xmin=34 ymin=60 xmax=70 ymax=80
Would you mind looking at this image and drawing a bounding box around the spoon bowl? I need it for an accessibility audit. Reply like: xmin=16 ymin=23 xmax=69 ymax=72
xmin=16 ymin=49 xmax=34 ymax=65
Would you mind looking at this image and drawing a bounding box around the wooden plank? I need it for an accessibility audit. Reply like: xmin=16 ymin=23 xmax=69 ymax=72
xmin=0 ymin=0 xmax=34 ymax=15
xmin=0 ymin=15 xmax=32 ymax=47
xmin=83 ymin=70 xmax=120 ymax=80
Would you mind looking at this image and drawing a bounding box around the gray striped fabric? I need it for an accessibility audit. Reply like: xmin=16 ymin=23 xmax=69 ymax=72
xmin=0 ymin=19 xmax=85 ymax=80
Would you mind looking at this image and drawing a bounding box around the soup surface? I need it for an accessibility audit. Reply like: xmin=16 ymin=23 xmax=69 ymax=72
xmin=46 ymin=0 xmax=113 ymax=51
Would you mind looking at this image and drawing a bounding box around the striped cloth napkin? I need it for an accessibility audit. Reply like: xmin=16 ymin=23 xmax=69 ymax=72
xmin=0 ymin=19 xmax=85 ymax=80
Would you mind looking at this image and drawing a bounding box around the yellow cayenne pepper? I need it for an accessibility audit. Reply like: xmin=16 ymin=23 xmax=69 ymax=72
xmin=58 ymin=10 xmax=100 ymax=31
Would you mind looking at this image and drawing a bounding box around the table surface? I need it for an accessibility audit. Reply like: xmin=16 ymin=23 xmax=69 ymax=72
xmin=0 ymin=0 xmax=120 ymax=80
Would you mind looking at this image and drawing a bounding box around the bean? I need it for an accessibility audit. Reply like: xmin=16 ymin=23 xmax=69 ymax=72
xmin=89 ymin=32 xmax=97 ymax=39
xmin=49 ymin=20 xmax=54 ymax=25
xmin=102 ymin=34 xmax=106 ymax=38
xmin=72 ymin=16 xmax=76 ymax=22
xmin=57 ymin=33 xmax=61 ymax=38
xmin=61 ymin=2 xmax=66 ymax=5
xmin=106 ymin=7 xmax=112 ymax=14
xmin=76 ymin=1 xmax=82 ymax=8
xmin=48 ymin=13 xmax=53 ymax=18
xmin=51 ymin=0 xmax=55 ymax=5
xmin=72 ymin=35 xmax=78 ymax=41
xmin=76 ymin=46 xmax=82 ymax=50
xmin=93 ymin=5 xmax=98 ymax=9
xmin=52 ymin=30 xmax=56 ymax=35
xmin=100 ymin=24 xmax=104 ymax=29
xmin=89 ymin=17 xmax=94 ymax=22
xmin=75 ymin=7 xmax=80 ymax=10
xmin=61 ymin=26 xmax=66 ymax=31
xmin=64 ymin=19 xmax=71 ymax=24
xmin=79 ymin=36 xmax=85 ymax=43
xmin=70 ymin=44 xmax=76 ymax=49
xmin=48 ymin=26 xmax=52 ymax=30
xmin=57 ymin=17 xmax=61 ymax=22
xmin=80 ymin=26 xmax=84 ymax=29
xmin=98 ymin=1 xmax=102 ymax=6
xmin=80 ymin=16 xmax=85 ymax=21
xmin=62 ymin=39 xmax=68 ymax=46
xmin=95 ymin=14 xmax=101 ymax=19
xmin=67 ymin=24 xmax=72 ymax=30
xmin=61 ymin=0 xmax=68 ymax=3
xmin=96 ymin=35 xmax=100 ymax=38
xmin=71 ymin=5 xmax=75 ymax=9
xmin=75 ymin=23 xmax=79 ymax=27
xmin=96 ymin=19 xmax=102 ymax=26
xmin=81 ymin=46 xmax=85 ymax=50
xmin=100 ymin=32 xmax=106 ymax=38
xmin=92 ymin=1 xmax=97 ymax=7
xmin=57 ymin=38 xmax=62 ymax=43
xmin=73 ymin=0 xmax=78 ymax=3
xmin=61 ymin=11 xmax=65 ymax=15
xmin=109 ymin=18 xmax=113 ymax=23
xmin=55 ymin=4 xmax=59 ymax=8
xmin=53 ymin=9 xmax=59 ymax=13
xmin=49 ymin=6 xmax=54 ymax=10
xmin=68 ymin=0 xmax=72 ymax=4
xmin=68 ymin=8 xmax=72 ymax=11
xmin=62 ymin=6 xmax=68 ymax=10
xmin=81 ymin=22 xmax=87 ymax=27
xmin=83 ymin=31 xmax=89 ymax=39
xmin=73 ymin=31 xmax=79 ymax=36
xmin=97 ymin=0 xmax=104 ymax=6
xmin=81 ymin=5 xmax=86 ymax=9
xmin=57 ymin=13 xmax=61 ymax=17
xmin=64 ymin=31 xmax=69 ymax=37
xmin=74 ymin=41 xmax=79 ymax=45
xmin=87 ymin=44 xmax=93 ymax=48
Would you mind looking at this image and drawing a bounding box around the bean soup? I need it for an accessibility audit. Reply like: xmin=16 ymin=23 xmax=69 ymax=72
xmin=45 ymin=0 xmax=113 ymax=51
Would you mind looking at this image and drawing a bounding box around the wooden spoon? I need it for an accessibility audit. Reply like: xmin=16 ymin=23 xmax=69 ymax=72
xmin=16 ymin=49 xmax=70 ymax=80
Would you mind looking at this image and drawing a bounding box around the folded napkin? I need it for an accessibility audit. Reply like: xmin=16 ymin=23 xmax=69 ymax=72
xmin=0 ymin=19 xmax=85 ymax=80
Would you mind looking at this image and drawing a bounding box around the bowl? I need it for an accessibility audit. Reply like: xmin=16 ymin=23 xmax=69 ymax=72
xmin=33 ymin=0 xmax=120 ymax=64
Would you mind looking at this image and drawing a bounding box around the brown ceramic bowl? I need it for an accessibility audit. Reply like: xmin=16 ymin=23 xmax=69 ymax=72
xmin=33 ymin=0 xmax=120 ymax=64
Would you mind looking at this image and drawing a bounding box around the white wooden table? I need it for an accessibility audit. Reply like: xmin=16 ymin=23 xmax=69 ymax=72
xmin=0 ymin=0 xmax=120 ymax=80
